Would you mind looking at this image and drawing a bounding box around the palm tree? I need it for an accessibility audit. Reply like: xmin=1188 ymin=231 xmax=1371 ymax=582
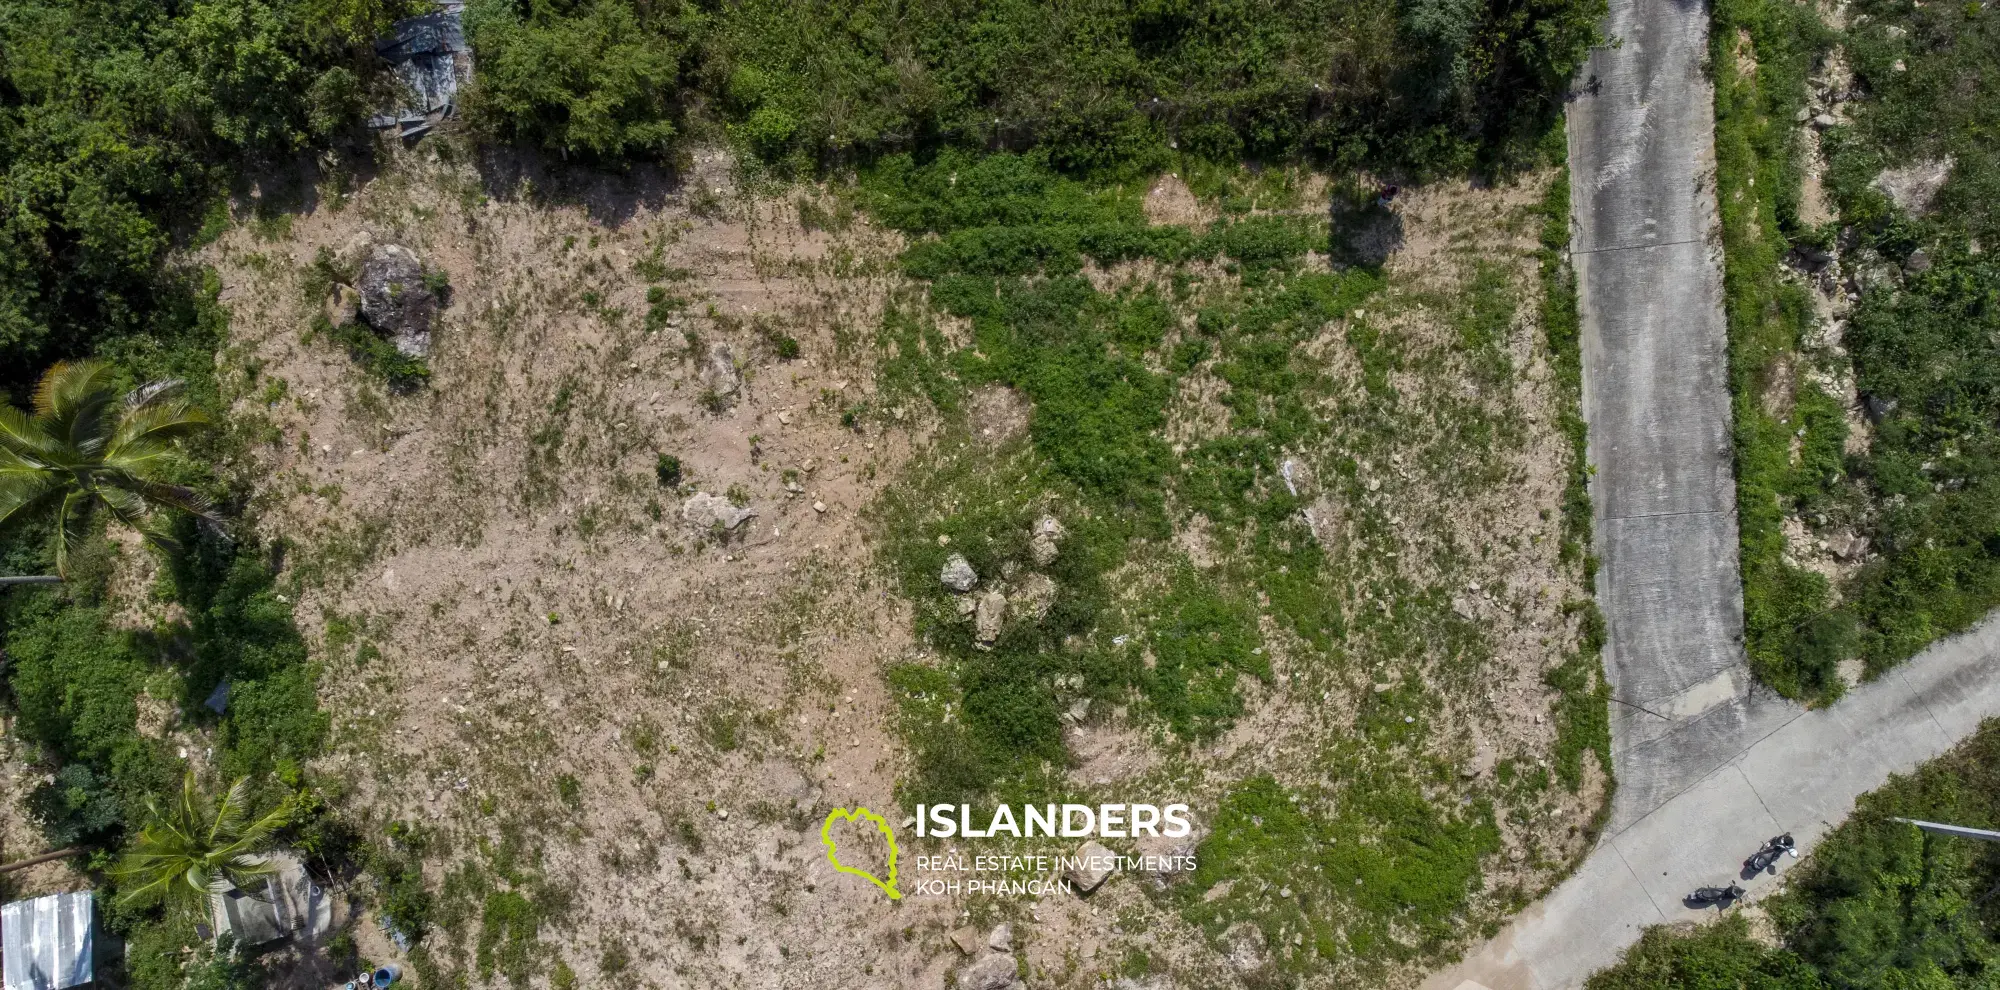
xmin=0 ymin=360 xmax=215 ymax=577
xmin=113 ymin=774 xmax=294 ymax=905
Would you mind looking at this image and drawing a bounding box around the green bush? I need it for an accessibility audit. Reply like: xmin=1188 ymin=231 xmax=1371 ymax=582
xmin=463 ymin=0 xmax=696 ymax=159
xmin=0 ymin=0 xmax=393 ymax=388
xmin=26 ymin=764 xmax=126 ymax=848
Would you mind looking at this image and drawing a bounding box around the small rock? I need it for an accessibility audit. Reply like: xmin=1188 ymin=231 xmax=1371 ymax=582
xmin=948 ymin=926 xmax=984 ymax=955
xmin=777 ymin=410 xmax=793 ymax=425
xmin=940 ymin=554 xmax=979 ymax=592
xmin=987 ymin=923 xmax=1013 ymax=952
xmin=955 ymin=596 xmax=979 ymax=618
xmin=1906 ymin=248 xmax=1932 ymax=274
xmin=812 ymin=500 xmax=827 ymax=513
xmin=958 ymin=954 xmax=1018 ymax=990
xmin=1894 ymin=58 xmax=1907 ymax=71
xmin=325 ymin=283 xmax=361 ymax=326
xmin=1863 ymin=394 xmax=1898 ymax=423
xmin=1812 ymin=113 xmax=1838 ymax=129
xmin=1451 ymin=597 xmax=1474 ymax=619
xmin=1009 ymin=572 xmax=1056 ymax=621
xmin=975 ymin=590 xmax=1007 ymax=643
xmin=1030 ymin=515 xmax=1065 ymax=566
xmin=682 ymin=492 xmax=756 ymax=531
xmin=1065 ymin=840 xmax=1117 ymax=893
xmin=703 ymin=345 xmax=743 ymax=399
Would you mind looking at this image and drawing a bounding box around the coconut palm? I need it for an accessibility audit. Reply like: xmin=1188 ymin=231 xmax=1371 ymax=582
xmin=0 ymin=360 xmax=214 ymax=576
xmin=113 ymin=773 xmax=294 ymax=905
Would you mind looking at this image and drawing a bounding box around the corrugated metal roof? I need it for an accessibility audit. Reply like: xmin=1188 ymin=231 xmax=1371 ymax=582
xmin=2 ymin=891 xmax=93 ymax=990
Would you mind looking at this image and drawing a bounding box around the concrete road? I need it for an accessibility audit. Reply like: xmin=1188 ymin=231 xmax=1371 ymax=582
xmin=1567 ymin=0 xmax=1794 ymax=835
xmin=1416 ymin=0 xmax=2000 ymax=984
xmin=1422 ymin=614 xmax=2000 ymax=990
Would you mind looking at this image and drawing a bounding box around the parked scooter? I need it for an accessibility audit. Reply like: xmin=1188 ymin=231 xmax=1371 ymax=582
xmin=1744 ymin=833 xmax=1800 ymax=875
xmin=1685 ymin=884 xmax=1746 ymax=909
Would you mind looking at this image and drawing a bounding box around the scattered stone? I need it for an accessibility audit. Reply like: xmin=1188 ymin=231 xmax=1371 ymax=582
xmin=948 ymin=926 xmax=984 ymax=955
xmin=812 ymin=500 xmax=827 ymax=513
xmin=987 ymin=923 xmax=1013 ymax=952
xmin=1065 ymin=840 xmax=1117 ymax=893
xmin=326 ymin=283 xmax=361 ymax=326
xmin=957 ymin=954 xmax=1018 ymax=990
xmin=1279 ymin=458 xmax=1307 ymax=496
xmin=1811 ymin=113 xmax=1838 ymax=129
xmin=356 ymin=244 xmax=438 ymax=356
xmin=941 ymin=554 xmax=979 ymax=592
xmin=1893 ymin=58 xmax=1907 ymax=72
xmin=1451 ymin=597 xmax=1474 ymax=619
xmin=1009 ymin=572 xmax=1056 ymax=621
xmin=703 ymin=344 xmax=743 ymax=399
xmin=975 ymin=590 xmax=1007 ymax=644
xmin=1063 ymin=697 xmax=1091 ymax=724
xmin=1906 ymin=248 xmax=1933 ymax=274
xmin=777 ymin=410 xmax=793 ymax=425
xmin=1030 ymin=515 xmax=1065 ymax=566
xmin=1872 ymin=157 xmax=1955 ymax=216
xmin=1863 ymin=394 xmax=1898 ymax=423
xmin=1831 ymin=531 xmax=1871 ymax=561
xmin=682 ymin=492 xmax=756 ymax=531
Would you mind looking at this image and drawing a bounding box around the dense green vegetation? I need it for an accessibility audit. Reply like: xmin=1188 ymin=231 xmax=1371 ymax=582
xmin=1831 ymin=0 xmax=2000 ymax=676
xmin=868 ymin=149 xmax=1603 ymax=979
xmin=0 ymin=0 xmax=403 ymax=386
xmin=873 ymin=155 xmax=1352 ymax=808
xmin=1718 ymin=0 xmax=2000 ymax=702
xmin=1588 ymin=719 xmax=2000 ymax=990
xmin=465 ymin=0 xmax=1604 ymax=176
xmin=1711 ymin=0 xmax=1843 ymax=701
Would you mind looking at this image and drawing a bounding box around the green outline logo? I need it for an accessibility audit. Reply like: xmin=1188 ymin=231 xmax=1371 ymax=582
xmin=821 ymin=806 xmax=901 ymax=900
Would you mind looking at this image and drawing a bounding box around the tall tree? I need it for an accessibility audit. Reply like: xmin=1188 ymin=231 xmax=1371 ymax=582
xmin=0 ymin=360 xmax=214 ymax=576
xmin=113 ymin=773 xmax=294 ymax=905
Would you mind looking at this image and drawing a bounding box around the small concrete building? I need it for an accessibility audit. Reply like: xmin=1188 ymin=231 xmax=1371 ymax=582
xmin=209 ymin=854 xmax=332 ymax=948
xmin=2 ymin=891 xmax=93 ymax=990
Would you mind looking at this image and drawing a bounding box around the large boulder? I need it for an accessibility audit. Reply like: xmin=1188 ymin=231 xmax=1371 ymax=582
xmin=356 ymin=244 xmax=437 ymax=357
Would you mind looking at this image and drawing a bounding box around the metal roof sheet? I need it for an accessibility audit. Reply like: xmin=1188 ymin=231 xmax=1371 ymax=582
xmin=2 ymin=891 xmax=93 ymax=990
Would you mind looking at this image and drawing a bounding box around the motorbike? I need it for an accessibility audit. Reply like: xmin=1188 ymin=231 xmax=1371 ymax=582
xmin=1685 ymin=884 xmax=1746 ymax=908
xmin=1745 ymin=833 xmax=1799 ymax=875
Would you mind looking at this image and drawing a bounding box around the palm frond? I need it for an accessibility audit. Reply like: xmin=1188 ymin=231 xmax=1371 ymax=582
xmin=117 ymin=477 xmax=216 ymax=520
xmin=0 ymin=470 xmax=65 ymax=531
xmin=52 ymin=489 xmax=89 ymax=578
xmin=112 ymin=392 xmax=209 ymax=452
xmin=33 ymin=361 xmax=118 ymax=454
xmin=207 ymin=777 xmax=253 ymax=845
xmin=0 ymin=405 xmax=59 ymax=461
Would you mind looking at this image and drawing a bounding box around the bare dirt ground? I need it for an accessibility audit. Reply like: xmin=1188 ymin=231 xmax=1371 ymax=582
xmin=161 ymin=141 xmax=1607 ymax=990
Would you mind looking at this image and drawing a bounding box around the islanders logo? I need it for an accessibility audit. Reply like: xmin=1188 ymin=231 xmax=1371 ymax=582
xmin=821 ymin=806 xmax=902 ymax=900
